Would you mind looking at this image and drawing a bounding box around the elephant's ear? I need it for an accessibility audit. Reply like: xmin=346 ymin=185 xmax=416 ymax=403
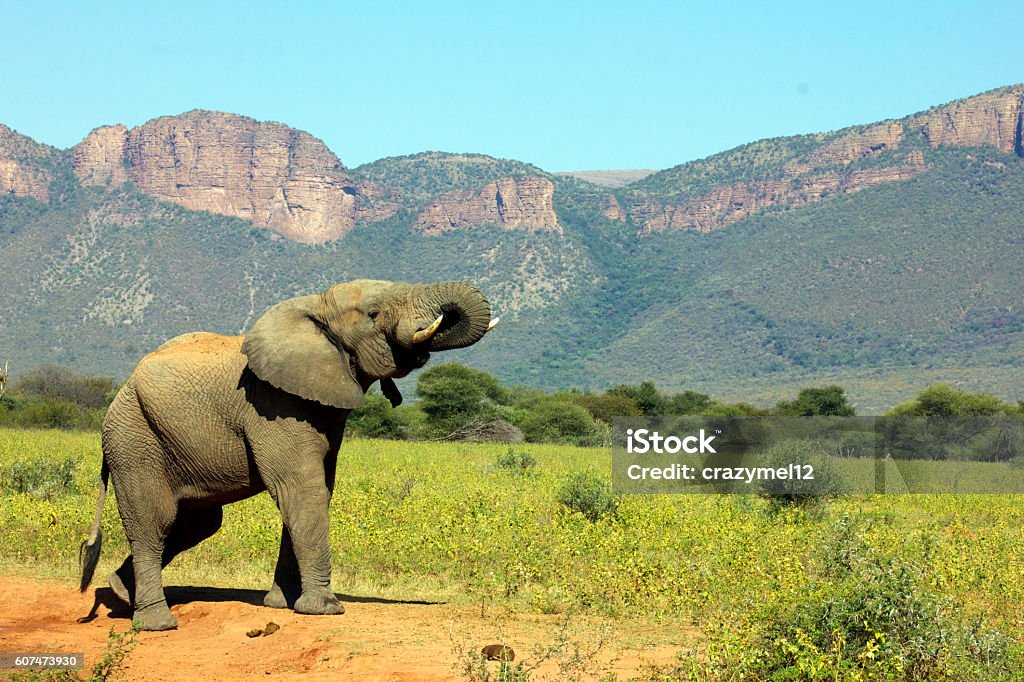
xmin=241 ymin=294 xmax=365 ymax=409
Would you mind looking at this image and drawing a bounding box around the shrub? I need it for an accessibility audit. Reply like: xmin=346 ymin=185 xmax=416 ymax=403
xmin=3 ymin=455 xmax=79 ymax=500
xmin=417 ymin=363 xmax=508 ymax=436
xmin=664 ymin=389 xmax=716 ymax=415
xmin=0 ymin=394 xmax=105 ymax=431
xmin=519 ymin=398 xmax=603 ymax=446
xmin=495 ymin=446 xmax=538 ymax=476
xmin=14 ymin=364 xmax=117 ymax=409
xmin=888 ymin=384 xmax=1014 ymax=417
xmin=556 ymin=470 xmax=617 ymax=522
xmin=756 ymin=545 xmax=1020 ymax=680
xmin=757 ymin=439 xmax=842 ymax=509
xmin=571 ymin=392 xmax=642 ymax=423
xmin=607 ymin=381 xmax=666 ymax=416
xmin=676 ymin=516 xmax=1023 ymax=681
xmin=347 ymin=393 xmax=414 ymax=439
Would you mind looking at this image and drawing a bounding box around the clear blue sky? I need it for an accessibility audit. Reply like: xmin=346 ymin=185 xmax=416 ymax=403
xmin=1 ymin=1 xmax=1021 ymax=171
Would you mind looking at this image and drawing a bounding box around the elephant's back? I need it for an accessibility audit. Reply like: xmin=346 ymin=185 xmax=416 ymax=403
xmin=150 ymin=332 xmax=243 ymax=357
xmin=133 ymin=332 xmax=248 ymax=404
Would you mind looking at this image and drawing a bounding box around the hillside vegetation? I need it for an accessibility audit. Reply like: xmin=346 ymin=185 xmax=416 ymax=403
xmin=1 ymin=87 xmax=1023 ymax=411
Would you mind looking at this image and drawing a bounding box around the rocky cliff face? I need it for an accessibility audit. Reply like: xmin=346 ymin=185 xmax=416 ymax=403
xmin=10 ymin=85 xmax=1024 ymax=242
xmin=629 ymin=86 xmax=1024 ymax=235
xmin=415 ymin=176 xmax=560 ymax=235
xmin=633 ymin=151 xmax=927 ymax=234
xmin=0 ymin=125 xmax=58 ymax=202
xmin=910 ymin=85 xmax=1024 ymax=154
xmin=71 ymin=125 xmax=129 ymax=188
xmin=72 ymin=111 xmax=397 ymax=243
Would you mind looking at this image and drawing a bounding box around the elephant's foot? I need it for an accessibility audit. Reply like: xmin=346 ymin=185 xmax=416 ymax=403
xmin=108 ymin=564 xmax=134 ymax=606
xmin=133 ymin=602 xmax=178 ymax=631
xmin=294 ymin=588 xmax=345 ymax=616
xmin=263 ymin=584 xmax=290 ymax=609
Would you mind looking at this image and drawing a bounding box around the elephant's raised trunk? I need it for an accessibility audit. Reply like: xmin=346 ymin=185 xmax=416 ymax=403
xmin=397 ymin=281 xmax=493 ymax=351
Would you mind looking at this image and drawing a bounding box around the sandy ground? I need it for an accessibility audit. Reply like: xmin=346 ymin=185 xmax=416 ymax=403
xmin=0 ymin=575 xmax=692 ymax=680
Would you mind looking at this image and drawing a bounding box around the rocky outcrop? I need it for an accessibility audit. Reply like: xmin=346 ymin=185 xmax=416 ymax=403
xmin=0 ymin=125 xmax=56 ymax=202
xmin=634 ymin=151 xmax=927 ymax=234
xmin=71 ymin=111 xmax=397 ymax=243
xmin=910 ymin=85 xmax=1024 ymax=154
xmin=415 ymin=176 xmax=559 ymax=235
xmin=791 ymin=122 xmax=905 ymax=172
xmin=627 ymin=86 xmax=1024 ymax=236
xmin=601 ymin=195 xmax=626 ymax=222
xmin=72 ymin=125 xmax=129 ymax=187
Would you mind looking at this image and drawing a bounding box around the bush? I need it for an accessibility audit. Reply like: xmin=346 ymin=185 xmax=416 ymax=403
xmin=889 ymin=384 xmax=1015 ymax=417
xmin=556 ymin=470 xmax=617 ymax=522
xmin=14 ymin=364 xmax=117 ymax=409
xmin=757 ymin=439 xmax=842 ymax=509
xmin=677 ymin=515 xmax=1023 ymax=681
xmin=571 ymin=392 xmax=642 ymax=423
xmin=3 ymin=455 xmax=79 ymax=500
xmin=436 ymin=418 xmax=524 ymax=443
xmin=417 ymin=363 xmax=508 ymax=436
xmin=665 ymin=389 xmax=716 ymax=415
xmin=0 ymin=394 xmax=105 ymax=431
xmin=519 ymin=398 xmax=603 ymax=446
xmin=607 ymin=381 xmax=666 ymax=416
xmin=495 ymin=447 xmax=538 ymax=476
xmin=347 ymin=393 xmax=415 ymax=439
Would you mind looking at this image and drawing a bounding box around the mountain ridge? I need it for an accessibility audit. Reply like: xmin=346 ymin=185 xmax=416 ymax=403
xmin=2 ymin=85 xmax=1023 ymax=411
xmin=2 ymin=84 xmax=1022 ymax=244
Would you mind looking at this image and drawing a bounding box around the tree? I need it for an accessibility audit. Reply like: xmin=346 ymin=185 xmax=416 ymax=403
xmin=887 ymin=384 xmax=1015 ymax=417
xmin=665 ymin=389 xmax=715 ymax=415
xmin=913 ymin=384 xmax=1009 ymax=416
xmin=572 ymin=392 xmax=642 ymax=424
xmin=775 ymin=385 xmax=855 ymax=416
xmin=607 ymin=381 xmax=666 ymax=416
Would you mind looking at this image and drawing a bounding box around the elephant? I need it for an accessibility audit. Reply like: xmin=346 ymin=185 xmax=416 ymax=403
xmin=79 ymin=279 xmax=497 ymax=631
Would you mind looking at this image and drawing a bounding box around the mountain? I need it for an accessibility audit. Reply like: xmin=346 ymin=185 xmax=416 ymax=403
xmin=2 ymin=85 xmax=1023 ymax=412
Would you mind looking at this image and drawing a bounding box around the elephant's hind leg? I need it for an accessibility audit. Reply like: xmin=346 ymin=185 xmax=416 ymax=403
xmin=104 ymin=384 xmax=179 ymax=630
xmin=108 ymin=557 xmax=135 ymax=606
xmin=107 ymin=507 xmax=224 ymax=608
xmin=110 ymin=472 xmax=179 ymax=631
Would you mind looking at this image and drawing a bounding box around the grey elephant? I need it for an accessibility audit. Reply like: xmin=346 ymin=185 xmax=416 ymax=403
xmin=79 ymin=279 xmax=497 ymax=631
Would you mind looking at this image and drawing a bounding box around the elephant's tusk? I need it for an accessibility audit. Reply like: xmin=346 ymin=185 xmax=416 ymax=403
xmin=486 ymin=317 xmax=500 ymax=332
xmin=412 ymin=315 xmax=445 ymax=344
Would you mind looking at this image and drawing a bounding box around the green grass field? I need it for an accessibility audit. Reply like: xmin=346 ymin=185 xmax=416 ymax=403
xmin=3 ymin=427 xmax=1024 ymax=679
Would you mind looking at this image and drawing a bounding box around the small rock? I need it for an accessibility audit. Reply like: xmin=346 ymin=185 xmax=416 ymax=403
xmin=263 ymin=622 xmax=280 ymax=636
xmin=246 ymin=628 xmax=263 ymax=638
xmin=481 ymin=644 xmax=515 ymax=661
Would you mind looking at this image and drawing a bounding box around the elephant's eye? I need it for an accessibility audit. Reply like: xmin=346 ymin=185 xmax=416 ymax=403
xmin=367 ymin=309 xmax=379 ymax=321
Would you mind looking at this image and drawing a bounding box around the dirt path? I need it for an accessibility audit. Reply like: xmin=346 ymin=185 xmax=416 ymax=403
xmin=0 ymin=575 xmax=690 ymax=680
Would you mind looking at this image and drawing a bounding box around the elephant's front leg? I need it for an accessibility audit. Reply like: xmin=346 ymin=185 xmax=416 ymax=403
xmin=269 ymin=481 xmax=344 ymax=616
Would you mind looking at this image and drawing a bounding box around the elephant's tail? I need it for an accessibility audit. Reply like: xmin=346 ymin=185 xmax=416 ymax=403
xmin=79 ymin=459 xmax=108 ymax=593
